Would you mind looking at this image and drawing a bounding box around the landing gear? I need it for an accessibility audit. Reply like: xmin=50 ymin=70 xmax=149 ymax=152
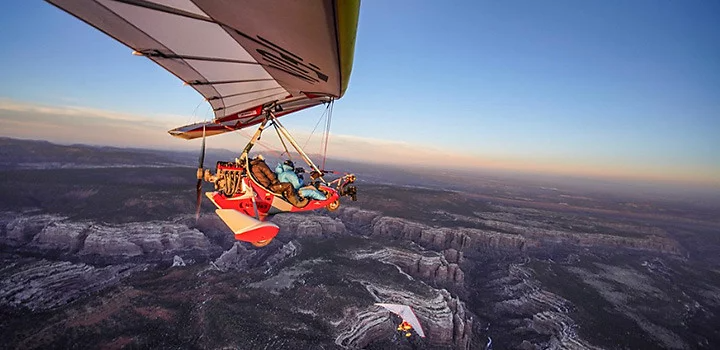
xmin=251 ymin=238 xmax=273 ymax=248
xmin=326 ymin=199 xmax=340 ymax=211
xmin=330 ymin=174 xmax=357 ymax=202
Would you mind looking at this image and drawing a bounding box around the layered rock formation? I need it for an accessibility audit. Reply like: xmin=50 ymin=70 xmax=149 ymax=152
xmin=353 ymin=248 xmax=464 ymax=287
xmin=79 ymin=221 xmax=216 ymax=263
xmin=474 ymin=206 xmax=683 ymax=255
xmin=0 ymin=201 xmax=693 ymax=349
xmin=482 ymin=263 xmax=602 ymax=350
xmin=342 ymin=209 xmax=535 ymax=254
xmin=334 ymin=207 xmax=382 ymax=231
xmin=31 ymin=221 xmax=91 ymax=252
xmin=272 ymin=213 xmax=347 ymax=241
xmin=338 ymin=241 xmax=475 ymax=349
xmin=332 ymin=207 xmax=682 ymax=256
xmin=0 ymin=256 xmax=142 ymax=311
xmin=212 ymin=240 xmax=299 ymax=273
xmin=1 ymin=212 xmax=219 ymax=264
xmin=3 ymin=213 xmax=65 ymax=247
xmin=334 ymin=282 xmax=473 ymax=349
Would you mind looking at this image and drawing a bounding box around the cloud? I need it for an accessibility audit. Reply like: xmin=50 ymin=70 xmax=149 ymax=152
xmin=0 ymin=99 xmax=191 ymax=149
xmin=1 ymin=98 xmax=718 ymax=189
xmin=0 ymin=99 xmax=505 ymax=170
xmin=2 ymin=99 xmax=157 ymax=123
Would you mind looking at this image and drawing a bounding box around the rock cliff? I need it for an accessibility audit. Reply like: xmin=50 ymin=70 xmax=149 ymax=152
xmin=332 ymin=207 xmax=682 ymax=256
xmin=1 ymin=212 xmax=219 ymax=264
xmin=479 ymin=262 xmax=602 ymax=350
xmin=273 ymin=213 xmax=347 ymax=241
xmin=334 ymin=282 xmax=473 ymax=349
xmin=353 ymin=248 xmax=465 ymax=287
xmin=0 ymin=256 xmax=143 ymax=311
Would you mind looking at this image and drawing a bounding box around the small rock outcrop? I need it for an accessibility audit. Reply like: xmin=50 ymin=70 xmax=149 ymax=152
xmin=212 ymin=242 xmax=253 ymax=272
xmin=172 ymin=255 xmax=186 ymax=267
xmin=213 ymin=240 xmax=299 ymax=273
xmin=273 ymin=214 xmax=347 ymax=241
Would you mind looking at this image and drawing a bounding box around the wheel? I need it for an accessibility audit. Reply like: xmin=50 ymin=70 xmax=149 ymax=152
xmin=251 ymin=238 xmax=273 ymax=248
xmin=326 ymin=199 xmax=340 ymax=211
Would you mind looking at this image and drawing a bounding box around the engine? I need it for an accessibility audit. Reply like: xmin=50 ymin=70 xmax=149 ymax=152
xmin=213 ymin=161 xmax=246 ymax=197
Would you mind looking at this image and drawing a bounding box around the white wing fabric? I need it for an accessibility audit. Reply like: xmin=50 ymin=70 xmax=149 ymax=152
xmin=46 ymin=0 xmax=360 ymax=140
xmin=375 ymin=303 xmax=426 ymax=337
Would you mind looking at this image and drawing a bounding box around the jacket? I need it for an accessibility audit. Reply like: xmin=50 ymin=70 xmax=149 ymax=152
xmin=275 ymin=163 xmax=303 ymax=190
xmin=250 ymin=158 xmax=278 ymax=188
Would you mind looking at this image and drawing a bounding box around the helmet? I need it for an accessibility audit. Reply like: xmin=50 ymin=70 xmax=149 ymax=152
xmin=283 ymin=159 xmax=294 ymax=168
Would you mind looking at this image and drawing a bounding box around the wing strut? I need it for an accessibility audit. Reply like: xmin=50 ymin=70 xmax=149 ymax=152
xmin=239 ymin=118 xmax=270 ymax=161
xmin=244 ymin=157 xmax=261 ymax=220
xmin=269 ymin=111 xmax=327 ymax=184
xmin=272 ymin=121 xmax=293 ymax=161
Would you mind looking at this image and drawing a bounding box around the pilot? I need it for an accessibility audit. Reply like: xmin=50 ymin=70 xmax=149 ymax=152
xmin=249 ymin=154 xmax=278 ymax=188
xmin=275 ymin=160 xmax=327 ymax=201
xmin=397 ymin=320 xmax=413 ymax=337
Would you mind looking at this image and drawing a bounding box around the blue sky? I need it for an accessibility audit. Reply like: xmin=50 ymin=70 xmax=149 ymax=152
xmin=1 ymin=1 xmax=718 ymax=187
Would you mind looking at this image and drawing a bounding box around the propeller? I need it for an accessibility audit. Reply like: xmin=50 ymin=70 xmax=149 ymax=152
xmin=195 ymin=124 xmax=207 ymax=222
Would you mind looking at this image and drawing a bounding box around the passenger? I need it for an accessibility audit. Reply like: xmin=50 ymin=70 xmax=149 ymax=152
xmin=299 ymin=186 xmax=327 ymax=201
xmin=274 ymin=160 xmax=303 ymax=190
xmin=300 ymin=168 xmax=328 ymax=200
xmin=270 ymin=160 xmax=306 ymax=207
xmin=249 ymin=155 xmax=291 ymax=195
xmin=275 ymin=160 xmax=327 ymax=201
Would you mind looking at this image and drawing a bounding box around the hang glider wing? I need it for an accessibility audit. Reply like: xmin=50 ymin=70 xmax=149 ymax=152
xmin=375 ymin=303 xmax=426 ymax=337
xmin=168 ymin=95 xmax=330 ymax=140
xmin=46 ymin=0 xmax=360 ymax=140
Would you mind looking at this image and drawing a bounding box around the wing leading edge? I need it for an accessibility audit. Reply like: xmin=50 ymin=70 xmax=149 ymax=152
xmin=46 ymin=0 xmax=360 ymax=140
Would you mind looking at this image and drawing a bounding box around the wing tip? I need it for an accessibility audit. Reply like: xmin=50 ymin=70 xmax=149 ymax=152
xmin=168 ymin=129 xmax=194 ymax=140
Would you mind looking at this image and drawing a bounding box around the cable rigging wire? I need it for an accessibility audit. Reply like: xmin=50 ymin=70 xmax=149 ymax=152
xmin=321 ymin=99 xmax=335 ymax=170
xmin=302 ymin=102 xmax=331 ymax=150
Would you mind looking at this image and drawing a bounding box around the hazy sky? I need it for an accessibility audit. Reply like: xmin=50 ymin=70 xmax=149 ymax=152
xmin=1 ymin=1 xmax=718 ymax=188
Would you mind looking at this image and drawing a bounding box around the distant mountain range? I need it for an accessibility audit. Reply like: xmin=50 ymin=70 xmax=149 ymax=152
xmin=0 ymin=137 xmax=449 ymax=190
xmin=0 ymin=137 xmax=187 ymax=169
xmin=3 ymin=137 xmax=718 ymax=209
xmin=0 ymin=137 xmax=321 ymax=170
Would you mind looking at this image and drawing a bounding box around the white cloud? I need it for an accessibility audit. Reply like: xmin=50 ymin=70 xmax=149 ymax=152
xmin=0 ymin=98 xmax=186 ymax=127
xmin=0 ymin=99 xmax=482 ymax=167
xmin=0 ymin=99 xmax=192 ymax=149
xmin=1 ymin=98 xmax=718 ymax=188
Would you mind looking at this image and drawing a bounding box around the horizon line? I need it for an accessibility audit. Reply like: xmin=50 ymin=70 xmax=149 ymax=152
xmin=1 ymin=98 xmax=718 ymax=191
xmin=3 ymin=135 xmax=719 ymax=194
